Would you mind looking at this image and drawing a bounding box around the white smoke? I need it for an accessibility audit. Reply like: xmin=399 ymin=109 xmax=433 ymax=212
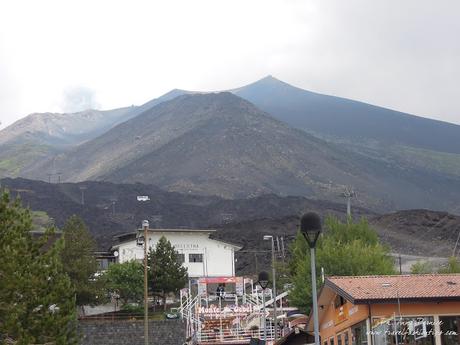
xmin=61 ymin=86 xmax=100 ymax=113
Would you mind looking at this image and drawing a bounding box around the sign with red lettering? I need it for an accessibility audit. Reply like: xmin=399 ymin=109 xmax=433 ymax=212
xmin=199 ymin=277 xmax=238 ymax=284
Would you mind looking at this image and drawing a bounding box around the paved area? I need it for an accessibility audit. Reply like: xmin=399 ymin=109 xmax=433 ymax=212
xmin=390 ymin=253 xmax=448 ymax=273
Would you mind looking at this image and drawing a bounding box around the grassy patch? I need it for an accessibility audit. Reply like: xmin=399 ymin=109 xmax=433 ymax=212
xmin=391 ymin=145 xmax=460 ymax=177
xmin=0 ymin=158 xmax=22 ymax=175
xmin=31 ymin=210 xmax=53 ymax=232
xmin=0 ymin=142 xmax=53 ymax=177
xmin=119 ymin=304 xmax=165 ymax=320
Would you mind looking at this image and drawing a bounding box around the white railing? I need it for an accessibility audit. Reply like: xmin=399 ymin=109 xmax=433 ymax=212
xmin=198 ymin=325 xmax=278 ymax=343
xmin=179 ymin=293 xmax=201 ymax=339
xmin=181 ymin=290 xmax=288 ymax=344
xmin=260 ymin=291 xmax=289 ymax=309
xmin=179 ymin=293 xmax=199 ymax=318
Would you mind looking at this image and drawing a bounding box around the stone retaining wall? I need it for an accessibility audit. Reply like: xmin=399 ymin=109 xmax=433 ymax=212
xmin=78 ymin=319 xmax=186 ymax=345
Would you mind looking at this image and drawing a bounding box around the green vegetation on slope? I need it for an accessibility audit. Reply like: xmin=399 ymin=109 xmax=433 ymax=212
xmin=391 ymin=145 xmax=460 ymax=177
xmin=0 ymin=142 xmax=54 ymax=177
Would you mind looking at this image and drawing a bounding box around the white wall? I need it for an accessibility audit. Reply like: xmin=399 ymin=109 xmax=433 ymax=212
xmin=115 ymin=231 xmax=236 ymax=277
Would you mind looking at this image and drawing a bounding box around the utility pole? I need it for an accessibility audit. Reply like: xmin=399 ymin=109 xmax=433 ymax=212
xmin=263 ymin=235 xmax=278 ymax=341
xmin=143 ymin=220 xmax=149 ymax=345
xmin=341 ymin=187 xmax=356 ymax=218
xmin=453 ymin=229 xmax=460 ymax=257
xmin=271 ymin=238 xmax=278 ymax=341
xmin=109 ymin=197 xmax=117 ymax=216
xmin=280 ymin=237 xmax=286 ymax=263
xmin=137 ymin=195 xmax=151 ymax=345
xmin=79 ymin=186 xmax=87 ymax=205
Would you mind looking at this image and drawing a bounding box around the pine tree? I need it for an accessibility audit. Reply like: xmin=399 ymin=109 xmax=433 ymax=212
xmin=147 ymin=236 xmax=188 ymax=310
xmin=0 ymin=190 xmax=77 ymax=345
xmin=61 ymin=215 xmax=101 ymax=312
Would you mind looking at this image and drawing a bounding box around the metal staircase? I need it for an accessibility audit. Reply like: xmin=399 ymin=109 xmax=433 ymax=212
xmin=179 ymin=288 xmax=288 ymax=344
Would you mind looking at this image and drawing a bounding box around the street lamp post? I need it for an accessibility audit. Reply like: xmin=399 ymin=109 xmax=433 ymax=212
xmin=263 ymin=235 xmax=278 ymax=341
xmin=137 ymin=195 xmax=150 ymax=344
xmin=258 ymin=271 xmax=269 ymax=341
xmin=217 ymin=285 xmax=224 ymax=341
xmin=300 ymin=212 xmax=322 ymax=345
xmin=137 ymin=220 xmax=150 ymax=345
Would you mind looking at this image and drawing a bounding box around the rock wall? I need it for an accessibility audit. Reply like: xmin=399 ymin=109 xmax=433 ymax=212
xmin=78 ymin=319 xmax=186 ymax=345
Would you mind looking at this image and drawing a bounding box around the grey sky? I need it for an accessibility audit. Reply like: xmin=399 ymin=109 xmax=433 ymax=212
xmin=0 ymin=0 xmax=459 ymax=129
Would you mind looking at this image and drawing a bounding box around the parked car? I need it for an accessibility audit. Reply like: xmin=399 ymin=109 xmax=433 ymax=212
xmin=165 ymin=307 xmax=180 ymax=319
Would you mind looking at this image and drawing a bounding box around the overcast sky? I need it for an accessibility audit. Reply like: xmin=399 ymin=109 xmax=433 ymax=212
xmin=1 ymin=0 xmax=459 ymax=129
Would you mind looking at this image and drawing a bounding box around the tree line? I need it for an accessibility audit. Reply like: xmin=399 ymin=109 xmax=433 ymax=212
xmin=0 ymin=189 xmax=187 ymax=344
xmin=2 ymin=187 xmax=459 ymax=343
xmin=282 ymin=216 xmax=460 ymax=313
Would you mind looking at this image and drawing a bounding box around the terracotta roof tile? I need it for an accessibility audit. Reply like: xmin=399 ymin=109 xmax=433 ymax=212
xmin=326 ymin=274 xmax=460 ymax=302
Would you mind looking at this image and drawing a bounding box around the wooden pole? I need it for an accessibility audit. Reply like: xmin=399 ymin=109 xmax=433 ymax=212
xmin=144 ymin=222 xmax=149 ymax=345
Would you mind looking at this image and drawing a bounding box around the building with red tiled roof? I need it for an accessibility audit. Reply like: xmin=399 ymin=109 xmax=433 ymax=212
xmin=307 ymin=274 xmax=460 ymax=345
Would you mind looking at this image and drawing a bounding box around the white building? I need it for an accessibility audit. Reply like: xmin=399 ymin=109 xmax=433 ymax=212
xmin=111 ymin=228 xmax=242 ymax=278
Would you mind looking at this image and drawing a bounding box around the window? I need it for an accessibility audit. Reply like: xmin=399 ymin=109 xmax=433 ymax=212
xmin=338 ymin=334 xmax=343 ymax=345
xmin=176 ymin=253 xmax=185 ymax=264
xmin=351 ymin=320 xmax=368 ymax=345
xmin=344 ymin=332 xmax=349 ymax=345
xmin=98 ymin=258 xmax=109 ymax=270
xmin=330 ymin=337 xmax=335 ymax=345
xmin=440 ymin=316 xmax=460 ymax=345
xmin=189 ymin=253 xmax=203 ymax=263
xmin=372 ymin=317 xmax=435 ymax=345
xmin=335 ymin=295 xmax=346 ymax=308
